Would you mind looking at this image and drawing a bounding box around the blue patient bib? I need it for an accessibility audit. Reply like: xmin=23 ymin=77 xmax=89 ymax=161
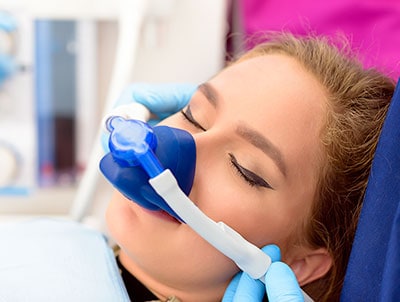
xmin=0 ymin=218 xmax=129 ymax=302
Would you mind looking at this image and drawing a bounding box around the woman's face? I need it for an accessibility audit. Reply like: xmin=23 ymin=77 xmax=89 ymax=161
xmin=106 ymin=54 xmax=328 ymax=301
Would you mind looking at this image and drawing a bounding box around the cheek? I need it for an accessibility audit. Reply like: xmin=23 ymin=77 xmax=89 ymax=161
xmin=105 ymin=192 xmax=137 ymax=249
xmin=191 ymin=167 xmax=303 ymax=251
xmin=189 ymin=165 xmax=260 ymax=244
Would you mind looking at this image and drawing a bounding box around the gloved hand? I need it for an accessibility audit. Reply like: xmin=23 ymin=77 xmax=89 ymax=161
xmin=222 ymin=245 xmax=304 ymax=302
xmin=107 ymin=82 xmax=197 ymax=122
xmin=102 ymin=83 xmax=197 ymax=152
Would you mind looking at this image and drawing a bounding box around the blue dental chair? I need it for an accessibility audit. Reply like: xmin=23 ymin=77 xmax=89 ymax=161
xmin=340 ymin=79 xmax=400 ymax=301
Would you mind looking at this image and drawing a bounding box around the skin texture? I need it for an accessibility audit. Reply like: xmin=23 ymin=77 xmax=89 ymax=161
xmin=106 ymin=54 xmax=332 ymax=301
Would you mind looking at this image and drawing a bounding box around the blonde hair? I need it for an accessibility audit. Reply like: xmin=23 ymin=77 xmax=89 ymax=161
xmin=237 ymin=32 xmax=395 ymax=301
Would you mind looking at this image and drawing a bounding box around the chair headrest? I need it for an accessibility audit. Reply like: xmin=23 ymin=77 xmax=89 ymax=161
xmin=341 ymin=79 xmax=400 ymax=301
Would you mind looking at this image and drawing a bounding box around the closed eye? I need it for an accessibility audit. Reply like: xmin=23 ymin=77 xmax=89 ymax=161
xmin=181 ymin=107 xmax=271 ymax=189
xmin=229 ymin=153 xmax=273 ymax=189
xmin=180 ymin=106 xmax=206 ymax=131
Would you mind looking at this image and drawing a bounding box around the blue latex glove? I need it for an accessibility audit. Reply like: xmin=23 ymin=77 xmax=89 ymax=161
xmin=102 ymin=83 xmax=197 ymax=152
xmin=115 ymin=82 xmax=197 ymax=123
xmin=222 ymin=245 xmax=304 ymax=302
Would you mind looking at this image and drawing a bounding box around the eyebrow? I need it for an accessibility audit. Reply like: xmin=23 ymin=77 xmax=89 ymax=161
xmin=199 ymin=82 xmax=287 ymax=177
xmin=236 ymin=124 xmax=287 ymax=177
xmin=198 ymin=83 xmax=218 ymax=107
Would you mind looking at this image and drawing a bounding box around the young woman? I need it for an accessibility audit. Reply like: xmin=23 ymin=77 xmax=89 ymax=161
xmin=105 ymin=32 xmax=395 ymax=301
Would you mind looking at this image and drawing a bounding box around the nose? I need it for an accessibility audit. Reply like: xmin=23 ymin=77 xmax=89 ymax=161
xmin=184 ymin=127 xmax=226 ymax=205
xmin=99 ymin=118 xmax=196 ymax=220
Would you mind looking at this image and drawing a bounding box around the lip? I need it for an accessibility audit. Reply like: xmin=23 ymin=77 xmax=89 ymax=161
xmin=141 ymin=207 xmax=181 ymax=224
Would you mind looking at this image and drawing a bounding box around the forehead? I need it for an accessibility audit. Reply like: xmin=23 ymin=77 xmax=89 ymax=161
xmin=212 ymin=54 xmax=323 ymax=98
xmin=209 ymin=53 xmax=327 ymax=113
xmin=209 ymin=53 xmax=327 ymax=122
xmin=208 ymin=54 xmax=327 ymax=180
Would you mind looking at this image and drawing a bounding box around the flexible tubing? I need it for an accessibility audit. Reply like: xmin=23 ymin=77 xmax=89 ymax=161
xmin=70 ymin=0 xmax=149 ymax=220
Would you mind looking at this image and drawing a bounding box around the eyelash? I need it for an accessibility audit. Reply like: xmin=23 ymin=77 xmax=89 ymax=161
xmin=229 ymin=153 xmax=272 ymax=189
xmin=180 ymin=107 xmax=272 ymax=189
xmin=180 ymin=106 xmax=206 ymax=131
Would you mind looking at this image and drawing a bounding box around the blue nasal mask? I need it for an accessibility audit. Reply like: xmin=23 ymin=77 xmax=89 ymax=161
xmin=100 ymin=116 xmax=195 ymax=221
xmin=100 ymin=115 xmax=271 ymax=278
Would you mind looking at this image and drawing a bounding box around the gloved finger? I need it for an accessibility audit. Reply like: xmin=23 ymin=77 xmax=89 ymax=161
xmin=221 ymin=272 xmax=242 ymax=302
xmin=231 ymin=272 xmax=265 ymax=301
xmin=222 ymin=244 xmax=283 ymax=302
xmin=265 ymin=262 xmax=304 ymax=302
xmin=261 ymin=244 xmax=281 ymax=262
xmin=133 ymin=83 xmax=197 ymax=113
xmin=124 ymin=83 xmax=197 ymax=114
xmin=227 ymin=244 xmax=281 ymax=302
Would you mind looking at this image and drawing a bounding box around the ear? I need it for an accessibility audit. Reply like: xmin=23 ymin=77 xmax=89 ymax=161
xmin=287 ymin=248 xmax=332 ymax=286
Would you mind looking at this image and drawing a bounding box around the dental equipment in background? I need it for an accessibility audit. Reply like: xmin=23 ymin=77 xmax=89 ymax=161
xmin=100 ymin=106 xmax=313 ymax=302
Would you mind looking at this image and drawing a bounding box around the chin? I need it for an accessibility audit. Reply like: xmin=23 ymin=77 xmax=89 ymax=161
xmin=105 ymin=194 xmax=134 ymax=245
xmin=105 ymin=192 xmax=182 ymax=255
